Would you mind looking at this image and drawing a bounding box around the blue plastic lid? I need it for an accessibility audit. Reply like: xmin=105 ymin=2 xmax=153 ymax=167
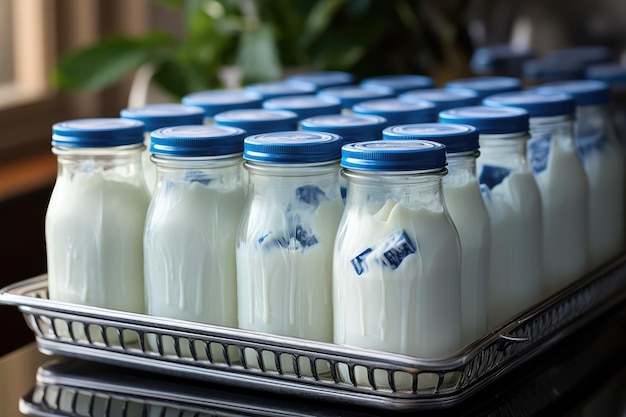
xmin=535 ymin=80 xmax=611 ymax=106
xmin=470 ymin=44 xmax=534 ymax=76
xmin=352 ymin=98 xmax=437 ymax=125
xmin=150 ymin=125 xmax=247 ymax=157
xmin=439 ymin=106 xmax=529 ymax=134
xmin=444 ymin=76 xmax=522 ymax=99
xmin=214 ymin=109 xmax=299 ymax=135
xmin=523 ymin=59 xmax=585 ymax=82
xmin=483 ymin=90 xmax=576 ymax=117
xmin=383 ymin=123 xmax=479 ymax=153
xmin=317 ymin=85 xmax=394 ymax=109
xmin=262 ymin=94 xmax=342 ymax=120
xmin=52 ymin=118 xmax=145 ymax=148
xmin=181 ymin=90 xmax=263 ymax=117
xmin=341 ymin=140 xmax=446 ymax=171
xmin=360 ymin=74 xmax=434 ymax=94
xmin=244 ymin=81 xmax=316 ymax=100
xmin=120 ymin=103 xmax=205 ymax=132
xmin=243 ymin=131 xmax=343 ymax=163
xmin=545 ymin=46 xmax=612 ymax=67
xmin=399 ymin=88 xmax=480 ymax=112
xmin=284 ymin=71 xmax=355 ymax=91
xmin=585 ymin=63 xmax=626 ymax=86
xmin=300 ymin=114 xmax=388 ymax=143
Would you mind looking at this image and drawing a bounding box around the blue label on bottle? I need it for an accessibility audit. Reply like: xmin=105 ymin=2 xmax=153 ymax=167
xmin=528 ymin=135 xmax=551 ymax=175
xmin=577 ymin=132 xmax=607 ymax=162
xmin=350 ymin=230 xmax=416 ymax=276
xmin=479 ymin=164 xmax=512 ymax=190
xmin=183 ymin=170 xmax=212 ymax=185
xmin=296 ymin=185 xmax=326 ymax=208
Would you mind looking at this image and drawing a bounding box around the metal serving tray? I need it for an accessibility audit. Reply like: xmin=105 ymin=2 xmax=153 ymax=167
xmin=3 ymin=254 xmax=626 ymax=411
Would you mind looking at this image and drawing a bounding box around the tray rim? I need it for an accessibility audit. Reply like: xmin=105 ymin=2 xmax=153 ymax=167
xmin=3 ymin=253 xmax=626 ymax=411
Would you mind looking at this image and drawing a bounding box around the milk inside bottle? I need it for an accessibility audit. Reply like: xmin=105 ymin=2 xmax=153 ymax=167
xmin=46 ymin=118 xmax=150 ymax=342
xmin=181 ymin=89 xmax=263 ymax=125
xmin=120 ymin=103 xmax=205 ymax=194
xmin=538 ymin=80 xmax=625 ymax=269
xmin=383 ymin=123 xmax=490 ymax=345
xmin=352 ymin=98 xmax=437 ymax=127
xmin=236 ymin=131 xmax=344 ymax=374
xmin=333 ymin=140 xmax=462 ymax=389
xmin=440 ymin=106 xmax=543 ymax=328
xmin=483 ymin=91 xmax=589 ymax=295
xmin=143 ymin=125 xmax=248 ymax=360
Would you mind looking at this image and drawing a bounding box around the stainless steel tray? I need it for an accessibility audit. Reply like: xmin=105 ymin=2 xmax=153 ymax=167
xmin=3 ymin=254 xmax=626 ymax=412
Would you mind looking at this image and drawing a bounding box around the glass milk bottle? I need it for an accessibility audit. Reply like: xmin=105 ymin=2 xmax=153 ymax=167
xmin=383 ymin=123 xmax=490 ymax=345
xmin=444 ymin=76 xmax=522 ymax=100
xmin=236 ymin=131 xmax=344 ymax=372
xmin=483 ymin=91 xmax=589 ymax=295
xmin=181 ymin=89 xmax=263 ymax=125
xmin=538 ymin=80 xmax=625 ymax=269
xmin=144 ymin=125 xmax=247 ymax=358
xmin=120 ymin=103 xmax=205 ymax=194
xmin=360 ymin=74 xmax=434 ymax=95
xmin=46 ymin=119 xmax=150 ymax=339
xmin=262 ymin=94 xmax=342 ymax=123
xmin=440 ymin=106 xmax=543 ymax=328
xmin=333 ymin=140 xmax=462 ymax=388
xmin=352 ymin=98 xmax=437 ymax=127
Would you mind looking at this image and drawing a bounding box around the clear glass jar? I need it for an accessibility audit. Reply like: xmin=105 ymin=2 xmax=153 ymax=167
xmin=483 ymin=91 xmax=589 ymax=295
xmin=143 ymin=125 xmax=247 ymax=359
xmin=46 ymin=119 xmax=150 ymax=340
xmin=236 ymin=131 xmax=344 ymax=372
xmin=333 ymin=140 xmax=462 ymax=388
xmin=181 ymin=89 xmax=264 ymax=125
xmin=538 ymin=80 xmax=626 ymax=270
xmin=120 ymin=103 xmax=205 ymax=194
xmin=440 ymin=106 xmax=543 ymax=329
xmin=382 ymin=123 xmax=490 ymax=346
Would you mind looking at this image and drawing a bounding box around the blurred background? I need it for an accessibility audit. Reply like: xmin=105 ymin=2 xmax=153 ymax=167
xmin=1 ymin=0 xmax=625 ymax=355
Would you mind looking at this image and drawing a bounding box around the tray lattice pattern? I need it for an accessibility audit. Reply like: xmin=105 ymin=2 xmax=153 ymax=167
xmin=5 ymin=254 xmax=626 ymax=410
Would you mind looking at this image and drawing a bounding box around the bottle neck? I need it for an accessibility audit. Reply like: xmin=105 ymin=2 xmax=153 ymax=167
xmin=54 ymin=144 xmax=145 ymax=182
xmin=575 ymin=104 xmax=615 ymax=139
xmin=444 ymin=152 xmax=479 ymax=186
xmin=153 ymin=154 xmax=244 ymax=190
xmin=478 ymin=132 xmax=530 ymax=171
xmin=342 ymin=168 xmax=448 ymax=212
xmin=529 ymin=115 xmax=577 ymax=149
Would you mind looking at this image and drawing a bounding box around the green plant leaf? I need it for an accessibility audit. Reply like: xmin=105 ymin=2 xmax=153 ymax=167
xmin=235 ymin=23 xmax=282 ymax=84
xmin=52 ymin=31 xmax=179 ymax=92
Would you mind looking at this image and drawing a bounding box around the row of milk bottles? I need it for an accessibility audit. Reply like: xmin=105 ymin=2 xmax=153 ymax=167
xmin=45 ymin=72 xmax=625 ymax=374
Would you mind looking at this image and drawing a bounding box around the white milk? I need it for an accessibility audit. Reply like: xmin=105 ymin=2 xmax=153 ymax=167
xmin=443 ymin=175 xmax=490 ymax=345
xmin=237 ymin=195 xmax=343 ymax=372
xmin=144 ymin=166 xmax=245 ymax=359
xmin=334 ymin=199 xmax=461 ymax=389
xmin=529 ymin=121 xmax=589 ymax=294
xmin=46 ymin=170 xmax=149 ymax=342
xmin=481 ymin=171 xmax=543 ymax=327
xmin=236 ymin=153 xmax=343 ymax=373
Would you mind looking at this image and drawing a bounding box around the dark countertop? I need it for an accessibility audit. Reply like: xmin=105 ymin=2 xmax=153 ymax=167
xmin=3 ymin=301 xmax=626 ymax=417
